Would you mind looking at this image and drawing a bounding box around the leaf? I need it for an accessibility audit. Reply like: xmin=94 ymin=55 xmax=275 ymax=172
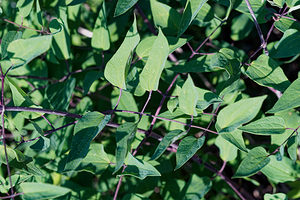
xmin=140 ymin=28 xmax=169 ymax=91
xmin=7 ymin=35 xmax=52 ymax=69
xmin=272 ymin=29 xmax=300 ymax=58
xmin=0 ymin=145 xmax=25 ymax=163
xmin=167 ymin=98 xmax=179 ymax=113
xmin=184 ymin=175 xmax=212 ymax=199
xmin=92 ymin=1 xmax=110 ymax=51
xmin=104 ymin=16 xmax=140 ymax=89
xmin=178 ymin=0 xmax=208 ymax=36
xmin=46 ymin=78 xmax=76 ymax=111
xmin=175 ymin=136 xmax=205 ymax=170
xmin=151 ymin=129 xmax=183 ymax=160
xmin=150 ymin=0 xmax=181 ymax=34
xmin=114 ymin=0 xmax=138 ymax=17
xmin=29 ymin=122 xmax=50 ymax=152
xmin=114 ymin=122 xmax=138 ymax=173
xmin=196 ymin=88 xmax=222 ymax=110
xmin=287 ymin=135 xmax=298 ymax=162
xmin=1 ymin=31 xmax=22 ymax=59
xmin=20 ymin=182 xmax=71 ymax=200
xmin=49 ymin=16 xmax=71 ymax=60
xmin=246 ymin=55 xmax=290 ymax=92
xmin=63 ymin=112 xmax=111 ymax=172
xmin=233 ymin=147 xmax=270 ymax=178
xmin=221 ymin=130 xmax=248 ymax=152
xmin=216 ymin=96 xmax=267 ymax=133
xmin=215 ymin=135 xmax=238 ymax=161
xmin=83 ymin=71 xmax=103 ymax=95
xmin=231 ymin=14 xmax=254 ymax=41
xmin=267 ymin=77 xmax=300 ymax=113
xmin=76 ymin=143 xmax=111 ymax=174
xmin=122 ymin=153 xmax=161 ymax=180
xmin=238 ymin=116 xmax=286 ymax=135
xmin=16 ymin=0 xmax=34 ymax=17
xmin=261 ymin=156 xmax=298 ymax=183
xmin=178 ymin=75 xmax=199 ymax=116
xmin=66 ymin=0 xmax=86 ymax=6
xmin=264 ymin=193 xmax=287 ymax=200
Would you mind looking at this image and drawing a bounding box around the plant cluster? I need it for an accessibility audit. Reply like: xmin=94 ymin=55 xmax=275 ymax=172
xmin=0 ymin=0 xmax=299 ymax=199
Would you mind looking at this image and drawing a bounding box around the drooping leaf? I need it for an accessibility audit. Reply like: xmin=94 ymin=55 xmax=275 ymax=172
xmin=150 ymin=0 xmax=181 ymax=34
xmin=7 ymin=35 xmax=52 ymax=69
xmin=231 ymin=14 xmax=254 ymax=41
xmin=221 ymin=130 xmax=248 ymax=152
xmin=20 ymin=182 xmax=71 ymax=200
xmin=175 ymin=136 xmax=205 ymax=170
xmin=287 ymin=135 xmax=298 ymax=162
xmin=216 ymin=96 xmax=267 ymax=133
xmin=196 ymin=88 xmax=222 ymax=110
xmin=233 ymin=147 xmax=270 ymax=178
xmin=151 ymin=129 xmax=183 ymax=160
xmin=238 ymin=116 xmax=286 ymax=135
xmin=104 ymin=16 xmax=140 ymax=89
xmin=267 ymin=77 xmax=300 ymax=113
xmin=63 ymin=112 xmax=111 ymax=172
xmin=114 ymin=122 xmax=138 ymax=173
xmin=272 ymin=29 xmax=300 ymax=58
xmin=140 ymin=28 xmax=169 ymax=91
xmin=30 ymin=122 xmax=50 ymax=152
xmin=46 ymin=78 xmax=76 ymax=111
xmin=215 ymin=135 xmax=238 ymax=161
xmin=246 ymin=54 xmax=290 ymax=92
xmin=178 ymin=0 xmax=209 ymax=36
xmin=114 ymin=0 xmax=138 ymax=17
xmin=178 ymin=75 xmax=198 ymax=116
xmin=122 ymin=153 xmax=161 ymax=180
xmin=16 ymin=0 xmax=34 ymax=17
xmin=76 ymin=143 xmax=111 ymax=174
xmin=167 ymin=98 xmax=179 ymax=113
xmin=92 ymin=1 xmax=110 ymax=51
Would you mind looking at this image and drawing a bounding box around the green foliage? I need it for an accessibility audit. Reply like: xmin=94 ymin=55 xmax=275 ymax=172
xmin=0 ymin=0 xmax=299 ymax=199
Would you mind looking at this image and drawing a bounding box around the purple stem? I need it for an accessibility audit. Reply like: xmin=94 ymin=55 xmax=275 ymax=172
xmin=0 ymin=193 xmax=23 ymax=199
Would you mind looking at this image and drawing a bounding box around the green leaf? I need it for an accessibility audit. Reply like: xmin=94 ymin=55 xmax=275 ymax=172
xmin=122 ymin=153 xmax=161 ymax=180
xmin=83 ymin=71 xmax=103 ymax=95
xmin=238 ymin=116 xmax=286 ymax=135
xmin=0 ymin=145 xmax=25 ymax=163
xmin=215 ymin=135 xmax=238 ymax=161
xmin=7 ymin=35 xmax=52 ymax=69
xmin=114 ymin=122 xmax=138 ymax=173
xmin=272 ymin=29 xmax=300 ymax=58
xmin=196 ymin=88 xmax=222 ymax=110
xmin=20 ymin=182 xmax=71 ymax=200
xmin=221 ymin=130 xmax=248 ymax=152
xmin=92 ymin=1 xmax=110 ymax=50
xmin=216 ymin=96 xmax=267 ymax=133
xmin=150 ymin=0 xmax=181 ymax=34
xmin=246 ymin=55 xmax=290 ymax=92
xmin=261 ymin=156 xmax=298 ymax=183
xmin=76 ymin=143 xmax=111 ymax=174
xmin=140 ymin=28 xmax=169 ymax=91
xmin=178 ymin=75 xmax=199 ymax=116
xmin=30 ymin=122 xmax=50 ymax=152
xmin=175 ymin=136 xmax=205 ymax=170
xmin=178 ymin=0 xmax=208 ymax=36
xmin=46 ymin=78 xmax=76 ymax=111
xmin=1 ymin=31 xmax=22 ymax=59
xmin=233 ymin=147 xmax=270 ymax=178
xmin=63 ymin=112 xmax=111 ymax=172
xmin=104 ymin=16 xmax=140 ymax=89
xmin=16 ymin=0 xmax=34 ymax=17
xmin=287 ymin=135 xmax=298 ymax=161
xmin=267 ymin=77 xmax=300 ymax=113
xmin=49 ymin=16 xmax=71 ymax=60
xmin=114 ymin=0 xmax=138 ymax=17
xmin=151 ymin=129 xmax=183 ymax=160
xmin=184 ymin=175 xmax=212 ymax=199
xmin=231 ymin=14 xmax=254 ymax=41
xmin=167 ymin=98 xmax=179 ymax=113
xmin=264 ymin=193 xmax=287 ymax=200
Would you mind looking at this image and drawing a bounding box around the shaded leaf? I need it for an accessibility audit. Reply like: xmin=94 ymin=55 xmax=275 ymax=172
xmin=273 ymin=29 xmax=300 ymax=58
xmin=215 ymin=135 xmax=238 ymax=161
xmin=1 ymin=31 xmax=22 ymax=59
xmin=63 ymin=112 xmax=111 ymax=172
xmin=175 ymin=136 xmax=205 ymax=170
xmin=221 ymin=130 xmax=248 ymax=152
xmin=233 ymin=147 xmax=270 ymax=178
xmin=114 ymin=0 xmax=138 ymax=17
xmin=16 ymin=0 xmax=34 ymax=17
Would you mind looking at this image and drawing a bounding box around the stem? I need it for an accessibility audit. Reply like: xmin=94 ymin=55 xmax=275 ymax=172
xmin=2 ymin=19 xmax=50 ymax=34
